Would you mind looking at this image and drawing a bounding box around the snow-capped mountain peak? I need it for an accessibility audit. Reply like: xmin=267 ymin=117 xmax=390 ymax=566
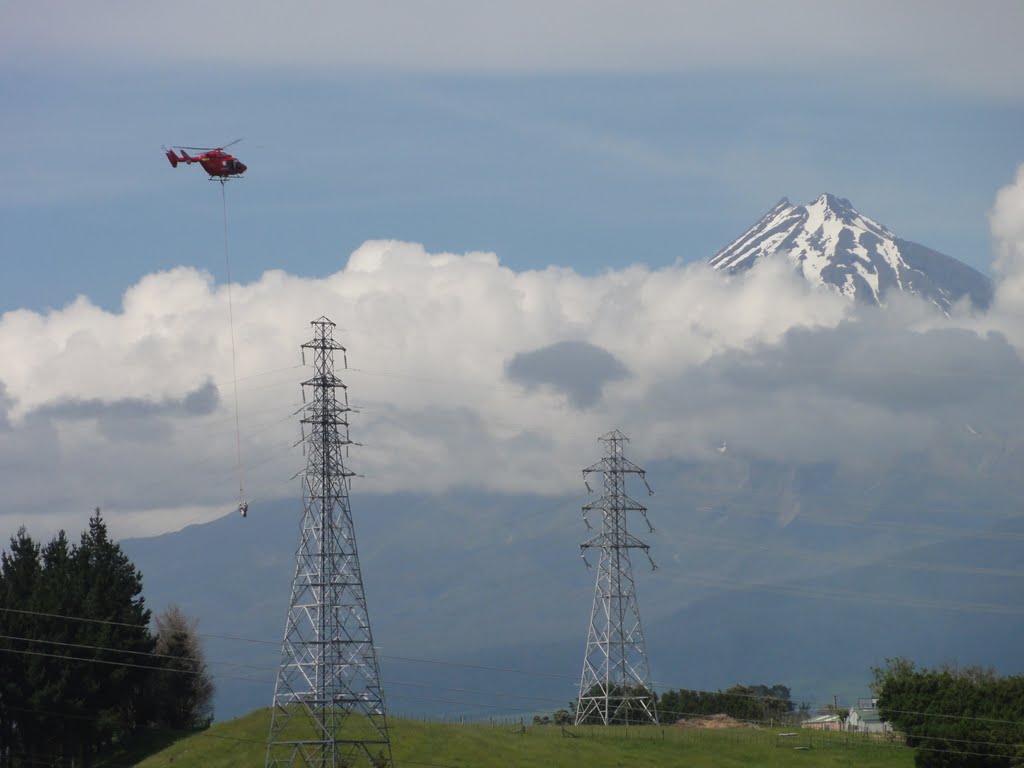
xmin=709 ymin=195 xmax=992 ymax=312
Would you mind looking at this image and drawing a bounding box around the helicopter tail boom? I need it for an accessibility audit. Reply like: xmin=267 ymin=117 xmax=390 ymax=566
xmin=165 ymin=149 xmax=198 ymax=168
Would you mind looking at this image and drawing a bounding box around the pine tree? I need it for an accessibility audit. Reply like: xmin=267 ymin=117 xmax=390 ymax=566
xmin=1 ymin=511 xmax=163 ymax=767
xmin=28 ymin=531 xmax=84 ymax=764
xmin=73 ymin=509 xmax=154 ymax=762
xmin=0 ymin=528 xmax=40 ymax=766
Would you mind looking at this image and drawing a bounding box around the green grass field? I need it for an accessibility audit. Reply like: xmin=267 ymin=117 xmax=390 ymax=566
xmin=132 ymin=710 xmax=915 ymax=767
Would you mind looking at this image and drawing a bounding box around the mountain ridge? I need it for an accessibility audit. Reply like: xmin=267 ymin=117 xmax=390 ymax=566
xmin=709 ymin=194 xmax=993 ymax=312
xmin=123 ymin=451 xmax=1024 ymax=721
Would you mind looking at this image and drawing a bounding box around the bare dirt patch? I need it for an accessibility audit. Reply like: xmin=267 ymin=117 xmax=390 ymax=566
xmin=674 ymin=713 xmax=759 ymax=729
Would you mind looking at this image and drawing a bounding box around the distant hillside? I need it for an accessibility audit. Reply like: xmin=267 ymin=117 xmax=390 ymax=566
xmin=124 ymin=448 xmax=1024 ymax=722
xmin=647 ymin=513 xmax=1024 ymax=700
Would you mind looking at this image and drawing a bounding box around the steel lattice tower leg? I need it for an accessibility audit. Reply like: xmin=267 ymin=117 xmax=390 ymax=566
xmin=266 ymin=316 xmax=393 ymax=768
xmin=575 ymin=429 xmax=659 ymax=726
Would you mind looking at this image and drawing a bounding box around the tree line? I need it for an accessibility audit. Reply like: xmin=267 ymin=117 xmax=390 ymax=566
xmin=873 ymin=658 xmax=1024 ymax=767
xmin=556 ymin=682 xmax=796 ymax=726
xmin=658 ymin=683 xmax=795 ymax=723
xmin=0 ymin=509 xmax=213 ymax=768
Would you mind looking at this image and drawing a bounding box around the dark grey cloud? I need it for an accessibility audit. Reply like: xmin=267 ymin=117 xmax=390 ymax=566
xmin=714 ymin=320 xmax=1023 ymax=413
xmin=26 ymin=380 xmax=220 ymax=441
xmin=505 ymin=341 xmax=629 ymax=409
xmin=0 ymin=384 xmax=12 ymax=433
xmin=643 ymin=308 xmax=1024 ymax=472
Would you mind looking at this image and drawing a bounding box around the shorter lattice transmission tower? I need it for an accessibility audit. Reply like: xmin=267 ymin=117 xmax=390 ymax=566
xmin=266 ymin=316 xmax=392 ymax=768
xmin=575 ymin=429 xmax=659 ymax=726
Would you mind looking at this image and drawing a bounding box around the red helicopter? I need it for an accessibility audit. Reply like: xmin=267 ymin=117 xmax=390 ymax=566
xmin=164 ymin=139 xmax=247 ymax=178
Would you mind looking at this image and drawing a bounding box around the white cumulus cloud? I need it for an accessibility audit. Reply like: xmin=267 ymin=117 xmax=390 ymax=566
xmin=988 ymin=164 xmax=1024 ymax=328
xmin=0 ymin=241 xmax=846 ymax=539
xmin=3 ymin=211 xmax=1024 ymax=542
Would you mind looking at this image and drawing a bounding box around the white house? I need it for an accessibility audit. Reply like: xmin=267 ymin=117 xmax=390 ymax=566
xmin=847 ymin=706 xmax=890 ymax=735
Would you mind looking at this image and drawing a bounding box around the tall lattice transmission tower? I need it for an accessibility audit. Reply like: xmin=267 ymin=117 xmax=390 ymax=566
xmin=266 ymin=316 xmax=393 ymax=768
xmin=575 ymin=429 xmax=659 ymax=726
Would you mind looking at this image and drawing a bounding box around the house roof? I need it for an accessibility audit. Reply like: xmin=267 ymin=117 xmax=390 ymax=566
xmin=807 ymin=714 xmax=841 ymax=723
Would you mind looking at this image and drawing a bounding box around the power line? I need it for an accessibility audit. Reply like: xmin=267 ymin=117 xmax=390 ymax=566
xmin=7 ymin=604 xmax=1024 ymax=728
xmin=0 ymin=602 xmax=1015 ymax=705
xmin=384 ymin=680 xmax=566 ymax=707
xmin=4 ymin=644 xmax=1022 ymax=760
xmin=678 ymin=531 xmax=1024 ymax=579
xmin=0 ymin=646 xmax=211 ymax=679
xmin=686 ymin=574 xmax=1024 ymax=616
xmin=679 ymin=476 xmax=1024 ymax=544
xmin=381 ymin=652 xmax=574 ymax=681
xmin=0 ymin=631 xmax=214 ymax=666
xmin=0 ymin=633 xmax=798 ymax=716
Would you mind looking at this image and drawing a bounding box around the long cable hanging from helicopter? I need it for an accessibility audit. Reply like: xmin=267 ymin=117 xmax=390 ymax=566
xmin=164 ymin=139 xmax=250 ymax=518
xmin=220 ymin=177 xmax=246 ymax=517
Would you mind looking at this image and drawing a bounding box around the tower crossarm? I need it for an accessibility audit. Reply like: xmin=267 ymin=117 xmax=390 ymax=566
xmin=582 ymin=456 xmax=648 ymax=478
xmin=582 ymin=495 xmax=649 ymax=514
xmin=300 ymin=403 xmax=353 ymax=425
xmin=302 ymin=373 xmax=348 ymax=389
xmin=579 ymin=531 xmax=650 ymax=551
xmin=301 ymin=337 xmax=346 ymax=352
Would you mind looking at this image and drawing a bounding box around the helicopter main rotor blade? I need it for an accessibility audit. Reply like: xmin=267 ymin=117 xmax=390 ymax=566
xmin=170 ymin=139 xmax=242 ymax=151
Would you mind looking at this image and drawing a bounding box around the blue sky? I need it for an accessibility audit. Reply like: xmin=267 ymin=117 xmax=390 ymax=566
xmin=1 ymin=1 xmax=1024 ymax=541
xmin=2 ymin=2 xmax=1022 ymax=313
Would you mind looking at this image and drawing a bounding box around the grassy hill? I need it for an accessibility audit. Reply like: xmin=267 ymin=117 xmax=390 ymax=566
xmin=133 ymin=709 xmax=914 ymax=767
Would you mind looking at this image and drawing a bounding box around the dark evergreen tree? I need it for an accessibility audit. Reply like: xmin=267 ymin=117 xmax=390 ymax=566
xmin=1 ymin=511 xmax=169 ymax=767
xmin=0 ymin=551 xmax=4 ymax=768
xmin=28 ymin=530 xmax=86 ymax=765
xmin=72 ymin=508 xmax=155 ymax=762
xmin=0 ymin=528 xmax=40 ymax=766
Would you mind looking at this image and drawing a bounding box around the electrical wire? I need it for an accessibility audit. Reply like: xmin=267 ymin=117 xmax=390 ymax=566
xmin=0 ymin=655 xmax=1011 ymax=768
xmin=3 ymin=646 xmax=1021 ymax=763
xmin=4 ymin=614 xmax=1024 ymax=732
xmin=0 ymin=617 xmax=794 ymax=711
xmin=676 ymin=530 xmax=1024 ymax=580
xmin=3 ymin=603 xmax=1024 ymax=711
xmin=685 ymin=574 xmax=1024 ymax=616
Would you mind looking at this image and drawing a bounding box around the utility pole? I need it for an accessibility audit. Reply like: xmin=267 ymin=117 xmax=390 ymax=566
xmin=575 ymin=429 xmax=659 ymax=726
xmin=266 ymin=316 xmax=392 ymax=768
